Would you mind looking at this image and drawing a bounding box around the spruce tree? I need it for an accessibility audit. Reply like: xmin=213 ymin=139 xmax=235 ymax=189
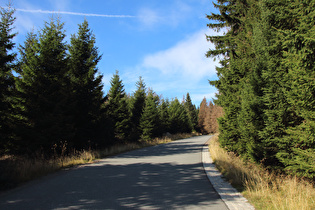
xmin=206 ymin=0 xmax=248 ymax=153
xmin=184 ymin=93 xmax=198 ymax=131
xmin=169 ymin=98 xmax=191 ymax=134
xmin=68 ymin=19 xmax=111 ymax=148
xmin=107 ymin=71 xmax=130 ymax=140
xmin=17 ymin=17 xmax=72 ymax=154
xmin=157 ymin=98 xmax=170 ymax=134
xmin=129 ymin=76 xmax=146 ymax=141
xmin=0 ymin=5 xmax=17 ymax=154
xmin=207 ymin=0 xmax=265 ymax=159
xmin=139 ymin=90 xmax=159 ymax=141
xmin=255 ymin=0 xmax=303 ymax=167
xmin=231 ymin=1 xmax=265 ymax=161
xmin=274 ymin=0 xmax=315 ymax=178
xmin=207 ymin=0 xmax=315 ymax=178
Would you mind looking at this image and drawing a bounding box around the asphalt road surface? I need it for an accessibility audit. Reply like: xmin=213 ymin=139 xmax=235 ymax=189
xmin=0 ymin=135 xmax=228 ymax=209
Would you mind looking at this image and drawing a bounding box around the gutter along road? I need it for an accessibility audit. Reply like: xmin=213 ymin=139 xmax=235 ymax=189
xmin=0 ymin=136 xmax=228 ymax=209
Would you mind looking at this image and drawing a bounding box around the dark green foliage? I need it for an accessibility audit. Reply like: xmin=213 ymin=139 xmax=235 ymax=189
xmin=139 ymin=91 xmax=159 ymax=141
xmin=207 ymin=0 xmax=247 ymax=154
xmin=184 ymin=93 xmax=198 ymax=131
xmin=274 ymin=0 xmax=315 ymax=178
xmin=157 ymin=98 xmax=170 ymax=134
xmin=129 ymin=77 xmax=146 ymax=141
xmin=16 ymin=17 xmax=73 ymax=154
xmin=207 ymin=0 xmax=315 ymax=179
xmin=68 ymin=19 xmax=112 ymax=149
xmin=0 ymin=5 xmax=17 ymax=154
xmin=169 ymin=98 xmax=192 ymax=134
xmin=107 ymin=71 xmax=131 ymax=140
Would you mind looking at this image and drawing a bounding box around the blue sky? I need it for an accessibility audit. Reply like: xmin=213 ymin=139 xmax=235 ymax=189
xmin=2 ymin=0 xmax=220 ymax=106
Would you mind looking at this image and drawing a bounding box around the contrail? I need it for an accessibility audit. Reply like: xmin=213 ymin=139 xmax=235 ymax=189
xmin=15 ymin=8 xmax=136 ymax=18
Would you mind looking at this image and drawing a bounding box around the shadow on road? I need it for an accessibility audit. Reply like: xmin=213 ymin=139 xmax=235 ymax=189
xmin=0 ymin=136 xmax=227 ymax=209
xmin=119 ymin=140 xmax=202 ymax=158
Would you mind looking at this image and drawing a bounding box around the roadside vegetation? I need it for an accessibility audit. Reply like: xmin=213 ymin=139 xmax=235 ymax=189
xmin=207 ymin=0 xmax=315 ymax=180
xmin=209 ymin=134 xmax=315 ymax=210
xmin=207 ymin=1 xmax=315 ymax=208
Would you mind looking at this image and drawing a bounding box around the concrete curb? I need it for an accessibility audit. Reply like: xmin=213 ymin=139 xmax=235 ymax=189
xmin=202 ymin=137 xmax=255 ymax=210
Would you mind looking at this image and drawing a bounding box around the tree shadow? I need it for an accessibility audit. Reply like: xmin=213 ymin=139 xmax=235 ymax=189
xmin=0 ymin=136 xmax=227 ymax=209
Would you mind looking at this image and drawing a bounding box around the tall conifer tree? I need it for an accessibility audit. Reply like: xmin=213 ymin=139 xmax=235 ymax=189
xmin=207 ymin=0 xmax=265 ymax=159
xmin=68 ymin=19 xmax=110 ymax=148
xmin=17 ymin=17 xmax=72 ymax=153
xmin=129 ymin=76 xmax=146 ymax=141
xmin=0 ymin=5 xmax=17 ymax=154
xmin=184 ymin=93 xmax=198 ymax=131
xmin=107 ymin=71 xmax=130 ymax=140
xmin=207 ymin=0 xmax=315 ymax=178
xmin=158 ymin=98 xmax=170 ymax=134
xmin=206 ymin=0 xmax=247 ymax=153
xmin=274 ymin=0 xmax=315 ymax=178
xmin=169 ymin=98 xmax=191 ymax=133
xmin=255 ymin=0 xmax=304 ymax=167
xmin=139 ymin=90 xmax=159 ymax=141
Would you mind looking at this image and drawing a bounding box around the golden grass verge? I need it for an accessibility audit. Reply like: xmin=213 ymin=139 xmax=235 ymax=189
xmin=209 ymin=134 xmax=315 ymax=210
xmin=0 ymin=133 xmax=197 ymax=192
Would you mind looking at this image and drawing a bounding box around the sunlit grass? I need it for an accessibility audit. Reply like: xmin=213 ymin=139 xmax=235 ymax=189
xmin=209 ymin=134 xmax=315 ymax=210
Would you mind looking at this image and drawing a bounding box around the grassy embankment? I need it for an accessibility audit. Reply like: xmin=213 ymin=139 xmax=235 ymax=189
xmin=209 ymin=134 xmax=315 ymax=210
xmin=0 ymin=133 xmax=195 ymax=192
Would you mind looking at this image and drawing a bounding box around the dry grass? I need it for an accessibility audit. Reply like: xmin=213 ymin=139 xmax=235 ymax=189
xmin=0 ymin=133 xmax=197 ymax=192
xmin=0 ymin=150 xmax=96 ymax=191
xmin=209 ymin=134 xmax=315 ymax=210
xmin=245 ymin=173 xmax=315 ymax=210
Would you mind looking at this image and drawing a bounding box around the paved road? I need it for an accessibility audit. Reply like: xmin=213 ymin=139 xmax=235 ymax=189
xmin=0 ymin=136 xmax=228 ymax=209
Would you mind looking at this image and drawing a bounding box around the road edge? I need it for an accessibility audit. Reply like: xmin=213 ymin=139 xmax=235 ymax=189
xmin=202 ymin=136 xmax=255 ymax=210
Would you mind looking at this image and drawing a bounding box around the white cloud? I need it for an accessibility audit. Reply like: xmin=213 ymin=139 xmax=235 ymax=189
xmin=122 ymin=28 xmax=222 ymax=105
xmin=142 ymin=28 xmax=218 ymax=80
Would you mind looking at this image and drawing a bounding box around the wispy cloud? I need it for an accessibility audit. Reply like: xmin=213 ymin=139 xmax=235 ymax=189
xmin=137 ymin=8 xmax=160 ymax=28
xmin=136 ymin=1 xmax=192 ymax=29
xmin=15 ymin=8 xmax=136 ymax=18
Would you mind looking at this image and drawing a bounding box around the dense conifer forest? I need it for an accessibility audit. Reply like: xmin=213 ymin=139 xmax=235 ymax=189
xmin=0 ymin=6 xmax=222 ymax=158
xmin=207 ymin=0 xmax=314 ymax=179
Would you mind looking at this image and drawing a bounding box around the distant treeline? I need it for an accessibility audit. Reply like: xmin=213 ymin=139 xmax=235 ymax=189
xmin=207 ymin=0 xmax=314 ymax=179
xmin=0 ymin=6 xmax=222 ymax=157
